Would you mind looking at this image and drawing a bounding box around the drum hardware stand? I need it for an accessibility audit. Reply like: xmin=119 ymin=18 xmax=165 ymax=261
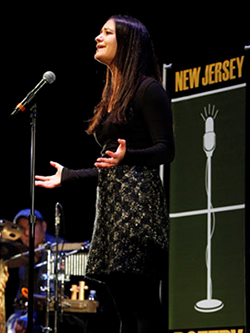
xmin=40 ymin=241 xmax=66 ymax=333
xmin=41 ymin=242 xmax=53 ymax=333
xmin=41 ymin=203 xmax=63 ymax=333
xmin=38 ymin=240 xmax=90 ymax=333
xmin=54 ymin=202 xmax=62 ymax=333
xmin=40 ymin=245 xmax=67 ymax=333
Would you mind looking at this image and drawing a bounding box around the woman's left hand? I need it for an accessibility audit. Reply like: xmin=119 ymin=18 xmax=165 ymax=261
xmin=94 ymin=139 xmax=126 ymax=169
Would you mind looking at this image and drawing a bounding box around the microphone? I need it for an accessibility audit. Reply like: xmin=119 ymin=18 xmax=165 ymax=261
xmin=203 ymin=116 xmax=216 ymax=158
xmin=11 ymin=71 xmax=56 ymax=116
xmin=55 ymin=202 xmax=61 ymax=227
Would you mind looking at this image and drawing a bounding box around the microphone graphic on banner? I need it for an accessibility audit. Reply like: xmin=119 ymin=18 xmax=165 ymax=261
xmin=11 ymin=71 xmax=56 ymax=116
xmin=195 ymin=104 xmax=224 ymax=313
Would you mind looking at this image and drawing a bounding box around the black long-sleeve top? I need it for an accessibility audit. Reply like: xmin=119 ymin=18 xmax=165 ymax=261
xmin=62 ymin=76 xmax=174 ymax=185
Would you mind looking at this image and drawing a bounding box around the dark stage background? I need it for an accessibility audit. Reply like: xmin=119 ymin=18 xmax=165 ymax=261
xmin=1 ymin=2 xmax=248 ymax=324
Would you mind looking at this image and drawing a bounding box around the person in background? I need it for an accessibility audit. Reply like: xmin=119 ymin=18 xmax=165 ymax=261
xmin=35 ymin=15 xmax=174 ymax=333
xmin=6 ymin=209 xmax=62 ymax=333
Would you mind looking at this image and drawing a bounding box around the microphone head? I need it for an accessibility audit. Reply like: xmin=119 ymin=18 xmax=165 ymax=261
xmin=43 ymin=71 xmax=56 ymax=84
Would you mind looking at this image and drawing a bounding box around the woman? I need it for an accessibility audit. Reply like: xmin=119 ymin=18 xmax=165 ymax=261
xmin=36 ymin=15 xmax=174 ymax=333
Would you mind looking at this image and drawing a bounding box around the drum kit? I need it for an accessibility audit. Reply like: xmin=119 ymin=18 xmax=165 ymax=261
xmin=0 ymin=218 xmax=97 ymax=333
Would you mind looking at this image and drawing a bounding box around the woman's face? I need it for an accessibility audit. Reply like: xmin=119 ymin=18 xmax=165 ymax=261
xmin=94 ymin=19 xmax=117 ymax=67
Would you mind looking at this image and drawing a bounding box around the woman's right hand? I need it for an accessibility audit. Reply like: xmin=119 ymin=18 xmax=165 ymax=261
xmin=35 ymin=161 xmax=63 ymax=189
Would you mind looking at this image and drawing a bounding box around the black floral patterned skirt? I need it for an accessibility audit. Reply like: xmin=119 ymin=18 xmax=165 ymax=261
xmin=86 ymin=165 xmax=170 ymax=280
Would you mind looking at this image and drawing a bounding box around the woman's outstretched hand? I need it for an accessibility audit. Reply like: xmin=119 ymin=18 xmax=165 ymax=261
xmin=94 ymin=139 xmax=126 ymax=169
xmin=35 ymin=161 xmax=63 ymax=189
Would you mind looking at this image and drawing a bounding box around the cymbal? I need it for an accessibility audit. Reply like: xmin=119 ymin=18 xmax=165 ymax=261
xmin=3 ymin=242 xmax=54 ymax=268
xmin=0 ymin=219 xmax=22 ymax=241
xmin=1 ymin=239 xmax=28 ymax=267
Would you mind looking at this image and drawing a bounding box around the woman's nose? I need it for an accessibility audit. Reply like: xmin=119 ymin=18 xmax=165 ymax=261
xmin=95 ymin=33 xmax=103 ymax=42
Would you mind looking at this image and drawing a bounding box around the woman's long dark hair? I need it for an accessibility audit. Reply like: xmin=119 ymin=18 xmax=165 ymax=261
xmin=86 ymin=15 xmax=161 ymax=134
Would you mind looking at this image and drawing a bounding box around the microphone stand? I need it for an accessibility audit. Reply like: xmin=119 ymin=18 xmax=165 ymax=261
xmin=27 ymin=103 xmax=38 ymax=333
xmin=10 ymin=72 xmax=56 ymax=331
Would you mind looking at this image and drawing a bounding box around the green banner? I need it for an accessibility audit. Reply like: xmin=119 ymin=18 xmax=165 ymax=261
xmin=169 ymin=83 xmax=246 ymax=331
